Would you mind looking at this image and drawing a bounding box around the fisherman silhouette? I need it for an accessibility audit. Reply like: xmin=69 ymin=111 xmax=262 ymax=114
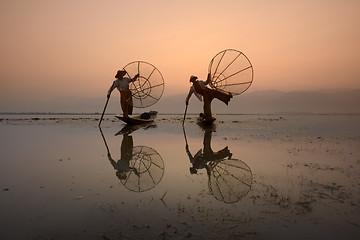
xmin=183 ymin=125 xmax=253 ymax=203
xmin=99 ymin=126 xmax=165 ymax=192
xmin=185 ymin=127 xmax=232 ymax=176
xmin=107 ymin=133 xmax=139 ymax=180
xmin=185 ymin=74 xmax=232 ymax=122
xmin=107 ymin=70 xmax=139 ymax=118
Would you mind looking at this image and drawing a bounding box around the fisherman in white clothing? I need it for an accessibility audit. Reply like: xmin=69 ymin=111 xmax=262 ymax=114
xmin=107 ymin=70 xmax=139 ymax=118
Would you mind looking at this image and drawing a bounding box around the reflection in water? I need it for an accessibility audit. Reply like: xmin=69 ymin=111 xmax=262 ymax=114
xmin=115 ymin=121 xmax=157 ymax=136
xmin=184 ymin=125 xmax=253 ymax=203
xmin=99 ymin=125 xmax=164 ymax=192
xmin=108 ymin=134 xmax=139 ymax=180
xmin=208 ymin=158 xmax=252 ymax=204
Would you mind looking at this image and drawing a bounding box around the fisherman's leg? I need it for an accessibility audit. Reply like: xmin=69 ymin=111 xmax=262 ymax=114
xmin=123 ymin=101 xmax=129 ymax=118
xmin=203 ymin=92 xmax=213 ymax=121
xmin=121 ymin=90 xmax=132 ymax=118
xmin=123 ymin=106 xmax=129 ymax=118
xmin=128 ymin=96 xmax=133 ymax=115
xmin=120 ymin=93 xmax=128 ymax=117
xmin=203 ymin=129 xmax=213 ymax=155
xmin=128 ymin=104 xmax=133 ymax=116
xmin=209 ymin=89 xmax=232 ymax=105
xmin=121 ymin=134 xmax=133 ymax=160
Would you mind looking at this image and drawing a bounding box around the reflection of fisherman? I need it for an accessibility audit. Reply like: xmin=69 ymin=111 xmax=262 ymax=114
xmin=186 ymin=128 xmax=232 ymax=175
xmin=107 ymin=70 xmax=139 ymax=118
xmin=107 ymin=134 xmax=139 ymax=180
xmin=185 ymin=74 xmax=232 ymax=121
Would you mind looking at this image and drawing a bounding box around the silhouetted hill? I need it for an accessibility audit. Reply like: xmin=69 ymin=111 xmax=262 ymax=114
xmin=156 ymin=89 xmax=360 ymax=114
xmin=1 ymin=89 xmax=359 ymax=114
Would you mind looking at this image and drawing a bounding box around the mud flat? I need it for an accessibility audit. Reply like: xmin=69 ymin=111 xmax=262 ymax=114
xmin=0 ymin=114 xmax=359 ymax=239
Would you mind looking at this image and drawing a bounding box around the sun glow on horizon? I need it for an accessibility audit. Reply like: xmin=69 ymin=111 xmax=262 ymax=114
xmin=1 ymin=0 xmax=359 ymax=111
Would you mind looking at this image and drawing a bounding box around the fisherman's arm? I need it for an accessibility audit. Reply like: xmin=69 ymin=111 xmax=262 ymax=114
xmin=107 ymin=81 xmax=116 ymax=98
xmin=204 ymin=73 xmax=211 ymax=85
xmin=131 ymin=74 xmax=139 ymax=82
xmin=205 ymin=165 xmax=211 ymax=177
xmin=107 ymin=153 xmax=117 ymax=169
xmin=185 ymin=145 xmax=194 ymax=163
xmin=185 ymin=87 xmax=194 ymax=105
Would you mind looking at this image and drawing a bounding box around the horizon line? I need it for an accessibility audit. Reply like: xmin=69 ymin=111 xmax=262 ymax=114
xmin=1 ymin=112 xmax=360 ymax=116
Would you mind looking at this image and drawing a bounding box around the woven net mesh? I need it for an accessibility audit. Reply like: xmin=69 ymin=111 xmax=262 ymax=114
xmin=208 ymin=158 xmax=252 ymax=203
xmin=208 ymin=49 xmax=253 ymax=95
xmin=123 ymin=61 xmax=164 ymax=108
xmin=120 ymin=146 xmax=164 ymax=192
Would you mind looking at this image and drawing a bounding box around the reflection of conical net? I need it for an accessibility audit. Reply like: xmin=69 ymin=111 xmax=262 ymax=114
xmin=208 ymin=158 xmax=252 ymax=203
xmin=208 ymin=49 xmax=253 ymax=95
xmin=123 ymin=61 xmax=165 ymax=108
xmin=120 ymin=146 xmax=164 ymax=192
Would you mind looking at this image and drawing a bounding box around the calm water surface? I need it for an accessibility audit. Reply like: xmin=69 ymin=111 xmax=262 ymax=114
xmin=0 ymin=114 xmax=359 ymax=239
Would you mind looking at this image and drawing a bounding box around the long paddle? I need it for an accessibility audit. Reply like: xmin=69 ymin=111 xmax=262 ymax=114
xmin=182 ymin=103 xmax=188 ymax=126
xmin=98 ymin=97 xmax=109 ymax=126
xmin=98 ymin=126 xmax=110 ymax=154
xmin=182 ymin=124 xmax=188 ymax=146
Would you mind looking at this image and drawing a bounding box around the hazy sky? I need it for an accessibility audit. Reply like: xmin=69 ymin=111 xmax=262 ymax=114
xmin=1 ymin=0 xmax=359 ymax=104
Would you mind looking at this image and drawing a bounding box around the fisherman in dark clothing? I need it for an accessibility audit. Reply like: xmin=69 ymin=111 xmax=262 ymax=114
xmin=107 ymin=133 xmax=139 ymax=180
xmin=185 ymin=74 xmax=232 ymax=121
xmin=186 ymin=128 xmax=232 ymax=175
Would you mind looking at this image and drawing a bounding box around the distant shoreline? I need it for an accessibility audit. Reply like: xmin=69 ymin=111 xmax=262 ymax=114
xmin=1 ymin=112 xmax=360 ymax=116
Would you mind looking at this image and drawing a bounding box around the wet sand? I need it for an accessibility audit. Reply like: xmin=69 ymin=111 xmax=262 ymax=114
xmin=0 ymin=114 xmax=359 ymax=239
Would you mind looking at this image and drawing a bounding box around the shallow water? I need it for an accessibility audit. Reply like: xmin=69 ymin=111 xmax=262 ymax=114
xmin=0 ymin=114 xmax=359 ymax=239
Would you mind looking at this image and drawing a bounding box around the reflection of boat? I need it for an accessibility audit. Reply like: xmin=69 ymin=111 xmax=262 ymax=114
xmin=99 ymin=126 xmax=164 ymax=192
xmin=115 ymin=111 xmax=158 ymax=125
xmin=208 ymin=158 xmax=252 ymax=204
xmin=183 ymin=125 xmax=252 ymax=203
xmin=196 ymin=114 xmax=216 ymax=127
xmin=115 ymin=121 xmax=157 ymax=135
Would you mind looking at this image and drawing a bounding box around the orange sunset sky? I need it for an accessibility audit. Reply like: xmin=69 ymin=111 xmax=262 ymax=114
xmin=1 ymin=0 xmax=359 ymax=107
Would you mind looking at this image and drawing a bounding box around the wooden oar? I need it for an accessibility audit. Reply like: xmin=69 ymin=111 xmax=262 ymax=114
xmin=98 ymin=97 xmax=109 ymax=126
xmin=98 ymin=126 xmax=110 ymax=154
xmin=182 ymin=103 xmax=188 ymax=126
